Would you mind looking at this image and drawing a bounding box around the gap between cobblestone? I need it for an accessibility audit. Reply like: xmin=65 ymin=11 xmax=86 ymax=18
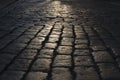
xmin=70 ymin=24 xmax=76 ymax=80
xmin=47 ymin=22 xmax=64 ymax=80
xmin=0 ymin=25 xmax=32 ymax=50
xmin=82 ymin=25 xmax=103 ymax=80
xmin=0 ymin=25 xmax=44 ymax=74
xmin=21 ymin=22 xmax=57 ymax=80
xmin=91 ymin=27 xmax=120 ymax=71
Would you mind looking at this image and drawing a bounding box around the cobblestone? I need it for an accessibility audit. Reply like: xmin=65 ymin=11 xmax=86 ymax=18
xmin=74 ymin=56 xmax=93 ymax=66
xmin=74 ymin=67 xmax=99 ymax=80
xmin=98 ymin=63 xmax=120 ymax=80
xmin=0 ymin=53 xmax=15 ymax=65
xmin=18 ymin=49 xmax=37 ymax=59
xmin=31 ymin=59 xmax=51 ymax=72
xmin=0 ymin=0 xmax=120 ymax=80
xmin=92 ymin=51 xmax=114 ymax=63
xmin=8 ymin=59 xmax=32 ymax=71
xmin=57 ymin=46 xmax=72 ymax=55
xmin=38 ymin=49 xmax=54 ymax=59
xmin=52 ymin=68 xmax=72 ymax=80
xmin=0 ymin=71 xmax=25 ymax=80
xmin=25 ymin=72 xmax=47 ymax=80
xmin=74 ymin=49 xmax=90 ymax=56
xmin=53 ymin=57 xmax=71 ymax=67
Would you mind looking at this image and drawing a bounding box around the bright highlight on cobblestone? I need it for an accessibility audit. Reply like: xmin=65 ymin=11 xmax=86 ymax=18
xmin=0 ymin=0 xmax=120 ymax=80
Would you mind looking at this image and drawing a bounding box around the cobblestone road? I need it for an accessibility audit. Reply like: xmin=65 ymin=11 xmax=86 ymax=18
xmin=0 ymin=0 xmax=120 ymax=80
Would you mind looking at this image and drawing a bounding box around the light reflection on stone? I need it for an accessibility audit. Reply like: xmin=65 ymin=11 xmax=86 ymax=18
xmin=44 ymin=1 xmax=73 ymax=17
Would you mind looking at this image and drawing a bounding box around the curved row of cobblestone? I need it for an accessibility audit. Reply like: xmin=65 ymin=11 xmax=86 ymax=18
xmin=0 ymin=0 xmax=120 ymax=80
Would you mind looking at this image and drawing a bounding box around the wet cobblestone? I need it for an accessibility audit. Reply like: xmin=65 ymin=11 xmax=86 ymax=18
xmin=0 ymin=0 xmax=120 ymax=80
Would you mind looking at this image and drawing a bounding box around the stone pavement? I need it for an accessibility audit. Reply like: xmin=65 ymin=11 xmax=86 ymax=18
xmin=0 ymin=0 xmax=120 ymax=80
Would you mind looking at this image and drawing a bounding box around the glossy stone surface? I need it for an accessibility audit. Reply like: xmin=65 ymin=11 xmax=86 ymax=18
xmin=0 ymin=0 xmax=120 ymax=80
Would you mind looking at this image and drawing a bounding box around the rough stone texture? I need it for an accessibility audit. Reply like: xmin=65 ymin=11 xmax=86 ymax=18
xmin=75 ymin=44 xmax=89 ymax=49
xmin=31 ymin=59 xmax=51 ymax=72
xmin=53 ymin=57 xmax=71 ymax=67
xmin=98 ymin=63 xmax=120 ymax=80
xmin=8 ymin=59 xmax=32 ymax=71
xmin=74 ymin=56 xmax=93 ymax=66
xmin=74 ymin=49 xmax=90 ymax=56
xmin=0 ymin=71 xmax=25 ymax=80
xmin=25 ymin=72 xmax=47 ymax=80
xmin=0 ymin=0 xmax=120 ymax=80
xmin=18 ymin=49 xmax=37 ymax=59
xmin=90 ymin=45 xmax=107 ymax=51
xmin=74 ymin=67 xmax=99 ymax=80
xmin=44 ymin=43 xmax=57 ymax=49
xmin=38 ymin=49 xmax=54 ymax=59
xmin=52 ymin=68 xmax=72 ymax=80
xmin=57 ymin=46 xmax=72 ymax=55
xmin=92 ymin=51 xmax=114 ymax=63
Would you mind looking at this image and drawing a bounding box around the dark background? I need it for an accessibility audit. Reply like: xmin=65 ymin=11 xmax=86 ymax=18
xmin=0 ymin=0 xmax=17 ymax=9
